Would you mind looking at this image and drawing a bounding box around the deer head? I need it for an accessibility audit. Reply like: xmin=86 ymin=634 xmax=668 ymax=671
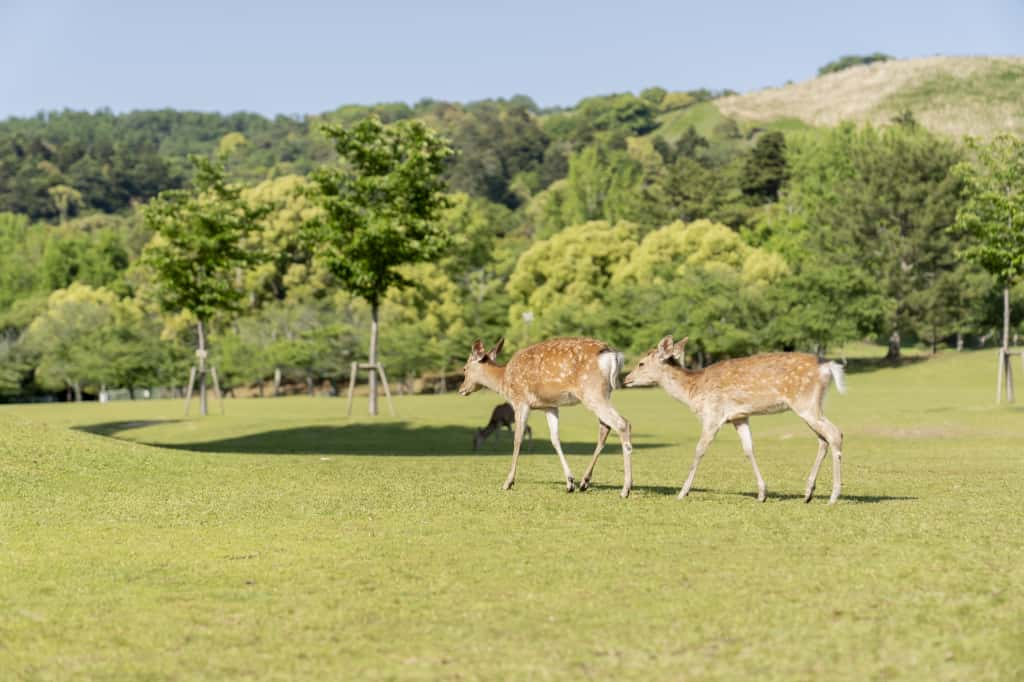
xmin=623 ymin=335 xmax=688 ymax=387
xmin=458 ymin=338 xmax=504 ymax=396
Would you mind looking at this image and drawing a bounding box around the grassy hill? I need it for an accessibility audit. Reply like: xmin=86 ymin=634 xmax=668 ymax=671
xmin=716 ymin=56 xmax=1024 ymax=138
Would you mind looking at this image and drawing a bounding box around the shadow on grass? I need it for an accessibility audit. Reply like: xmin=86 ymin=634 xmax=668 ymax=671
xmin=841 ymin=355 xmax=929 ymax=375
xmin=77 ymin=420 xmax=182 ymax=437
xmin=76 ymin=420 xmax=670 ymax=457
xmin=589 ymin=483 xmax=916 ymax=503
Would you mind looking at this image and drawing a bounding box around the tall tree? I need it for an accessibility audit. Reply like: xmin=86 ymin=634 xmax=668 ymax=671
xmin=302 ymin=116 xmax=453 ymax=415
xmin=141 ymin=155 xmax=268 ymax=416
xmin=952 ymin=134 xmax=1024 ymax=401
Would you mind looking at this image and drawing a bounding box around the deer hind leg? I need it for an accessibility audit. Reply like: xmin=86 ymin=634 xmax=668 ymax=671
xmin=586 ymin=401 xmax=632 ymax=498
xmin=680 ymin=421 xmax=721 ymax=500
xmin=544 ymin=408 xmax=575 ymax=493
xmin=503 ymin=406 xmax=531 ymax=491
xmin=577 ymin=421 xmax=611 ymax=492
xmin=804 ymin=437 xmax=828 ymax=503
xmin=797 ymin=410 xmax=844 ymax=504
xmin=733 ymin=419 xmax=766 ymax=502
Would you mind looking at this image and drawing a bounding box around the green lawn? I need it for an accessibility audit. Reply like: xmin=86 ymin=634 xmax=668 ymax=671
xmin=2 ymin=349 xmax=1022 ymax=680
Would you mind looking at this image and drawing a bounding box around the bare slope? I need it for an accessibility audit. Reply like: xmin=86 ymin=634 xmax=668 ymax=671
xmin=717 ymin=56 xmax=1024 ymax=138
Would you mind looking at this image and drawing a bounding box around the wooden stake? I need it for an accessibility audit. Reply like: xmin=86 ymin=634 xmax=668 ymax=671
xmin=184 ymin=366 xmax=197 ymax=416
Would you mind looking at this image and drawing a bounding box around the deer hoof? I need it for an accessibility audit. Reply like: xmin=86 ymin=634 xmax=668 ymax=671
xmin=804 ymin=488 xmax=815 ymax=503
xmin=502 ymin=480 xmax=515 ymax=491
xmin=620 ymin=488 xmax=630 ymax=499
xmin=757 ymin=489 xmax=767 ymax=503
xmin=577 ymin=479 xmax=590 ymax=492
xmin=566 ymin=477 xmax=575 ymax=493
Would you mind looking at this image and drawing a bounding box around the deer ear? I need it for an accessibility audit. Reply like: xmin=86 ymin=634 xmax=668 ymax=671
xmin=656 ymin=335 xmax=674 ymax=361
xmin=489 ymin=337 xmax=505 ymax=361
xmin=672 ymin=336 xmax=689 ymax=361
xmin=471 ymin=339 xmax=487 ymax=361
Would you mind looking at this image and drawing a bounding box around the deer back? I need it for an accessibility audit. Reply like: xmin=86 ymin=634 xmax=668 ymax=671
xmin=688 ymin=353 xmax=831 ymax=416
xmin=502 ymin=337 xmax=620 ymax=408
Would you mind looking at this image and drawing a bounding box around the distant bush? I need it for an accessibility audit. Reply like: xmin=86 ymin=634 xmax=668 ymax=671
xmin=818 ymin=53 xmax=893 ymax=76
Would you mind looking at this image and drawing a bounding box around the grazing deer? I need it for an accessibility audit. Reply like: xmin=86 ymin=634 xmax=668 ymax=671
xmin=623 ymin=335 xmax=846 ymax=504
xmin=459 ymin=337 xmax=634 ymax=496
xmin=473 ymin=403 xmax=532 ymax=451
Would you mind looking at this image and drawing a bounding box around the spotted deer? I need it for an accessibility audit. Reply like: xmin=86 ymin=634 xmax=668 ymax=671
xmin=458 ymin=337 xmax=634 ymax=496
xmin=624 ymin=335 xmax=847 ymax=504
xmin=473 ymin=403 xmax=532 ymax=451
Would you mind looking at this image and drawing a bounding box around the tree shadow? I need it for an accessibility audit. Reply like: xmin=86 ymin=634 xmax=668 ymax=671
xmin=75 ymin=420 xmax=670 ymax=457
xmin=77 ymin=420 xmax=182 ymax=437
xmin=842 ymin=355 xmax=929 ymax=375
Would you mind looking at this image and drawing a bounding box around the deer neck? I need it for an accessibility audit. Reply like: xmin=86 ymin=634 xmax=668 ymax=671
xmin=661 ymin=364 xmax=703 ymax=412
xmin=476 ymin=362 xmax=508 ymax=398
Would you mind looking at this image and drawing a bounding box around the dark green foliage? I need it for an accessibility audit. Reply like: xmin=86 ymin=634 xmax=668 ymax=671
xmin=741 ymin=131 xmax=788 ymax=203
xmin=818 ymin=53 xmax=893 ymax=76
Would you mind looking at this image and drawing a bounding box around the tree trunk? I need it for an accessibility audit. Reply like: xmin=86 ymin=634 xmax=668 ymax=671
xmin=128 ymin=386 xmax=135 ymax=400
xmin=197 ymin=319 xmax=208 ymax=417
xmin=273 ymin=367 xmax=281 ymax=396
xmin=369 ymin=302 xmax=379 ymax=416
xmin=306 ymin=374 xmax=315 ymax=396
xmin=956 ymin=332 xmax=964 ymax=352
xmin=73 ymin=380 xmax=82 ymax=402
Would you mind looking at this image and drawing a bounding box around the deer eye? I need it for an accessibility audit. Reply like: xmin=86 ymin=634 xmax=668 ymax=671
xmin=639 ymin=362 xmax=645 ymax=367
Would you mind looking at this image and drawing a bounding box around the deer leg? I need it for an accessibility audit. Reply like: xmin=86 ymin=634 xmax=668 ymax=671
xmin=799 ymin=412 xmax=844 ymax=504
xmin=733 ymin=419 xmax=766 ymax=502
xmin=679 ymin=423 xmax=720 ymax=500
xmin=577 ymin=421 xmax=611 ymax=492
xmin=804 ymin=437 xmax=828 ymax=503
xmin=503 ymin=406 xmax=530 ymax=491
xmin=544 ymin=408 xmax=575 ymax=492
xmin=587 ymin=402 xmax=632 ymax=498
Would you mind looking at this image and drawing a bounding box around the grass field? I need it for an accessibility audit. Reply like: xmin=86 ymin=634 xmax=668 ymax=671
xmin=2 ymin=348 xmax=1023 ymax=680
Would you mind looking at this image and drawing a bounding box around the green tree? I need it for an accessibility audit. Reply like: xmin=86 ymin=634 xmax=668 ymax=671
xmin=952 ymin=134 xmax=1024 ymax=400
xmin=141 ymin=155 xmax=269 ymax=415
xmin=302 ymin=116 xmax=453 ymax=415
xmin=741 ymin=131 xmax=788 ymax=203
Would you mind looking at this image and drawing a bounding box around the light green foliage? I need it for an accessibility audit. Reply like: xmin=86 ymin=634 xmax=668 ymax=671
xmin=1 ymin=350 xmax=1022 ymax=679
xmin=610 ymin=220 xmax=789 ymax=356
xmin=142 ymin=155 xmax=269 ymax=323
xmin=21 ymin=284 xmax=160 ymax=397
xmin=507 ymin=220 xmax=641 ymax=341
xmin=952 ymin=134 xmax=1024 ymax=285
xmin=302 ymin=116 xmax=454 ymax=308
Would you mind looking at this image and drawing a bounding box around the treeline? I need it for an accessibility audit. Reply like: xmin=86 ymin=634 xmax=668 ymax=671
xmin=0 ymin=87 xmax=1019 ymax=400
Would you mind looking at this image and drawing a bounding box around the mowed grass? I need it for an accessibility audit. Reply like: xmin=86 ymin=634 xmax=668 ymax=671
xmin=2 ymin=349 xmax=1023 ymax=680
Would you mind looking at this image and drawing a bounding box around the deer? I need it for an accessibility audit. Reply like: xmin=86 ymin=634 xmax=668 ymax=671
xmin=623 ymin=335 xmax=847 ymax=504
xmin=458 ymin=337 xmax=634 ymax=497
xmin=473 ymin=403 xmax=532 ymax=451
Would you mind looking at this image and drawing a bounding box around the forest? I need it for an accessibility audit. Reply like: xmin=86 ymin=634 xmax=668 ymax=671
xmin=1 ymin=67 xmax=1021 ymax=401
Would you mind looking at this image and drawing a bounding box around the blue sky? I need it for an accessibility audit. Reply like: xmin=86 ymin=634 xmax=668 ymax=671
xmin=1 ymin=0 xmax=1021 ymax=119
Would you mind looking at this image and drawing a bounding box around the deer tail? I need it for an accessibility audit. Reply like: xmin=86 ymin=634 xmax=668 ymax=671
xmin=826 ymin=361 xmax=847 ymax=395
xmin=598 ymin=349 xmax=625 ymax=391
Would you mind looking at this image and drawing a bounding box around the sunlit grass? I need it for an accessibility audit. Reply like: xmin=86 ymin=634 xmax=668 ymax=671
xmin=1 ymin=348 xmax=1022 ymax=679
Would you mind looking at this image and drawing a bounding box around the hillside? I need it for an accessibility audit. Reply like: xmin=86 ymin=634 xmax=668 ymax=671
xmin=716 ymin=56 xmax=1024 ymax=138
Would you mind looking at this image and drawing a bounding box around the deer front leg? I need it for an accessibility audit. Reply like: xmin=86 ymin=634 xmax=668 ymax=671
xmin=543 ymin=408 xmax=575 ymax=492
xmin=679 ymin=423 xmax=720 ymax=500
xmin=577 ymin=421 xmax=611 ymax=492
xmin=733 ymin=419 xmax=766 ymax=502
xmin=503 ymin=406 xmax=531 ymax=491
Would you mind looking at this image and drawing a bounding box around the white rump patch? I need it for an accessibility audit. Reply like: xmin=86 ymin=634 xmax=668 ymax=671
xmin=598 ymin=350 xmax=625 ymax=390
xmin=825 ymin=361 xmax=847 ymax=395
